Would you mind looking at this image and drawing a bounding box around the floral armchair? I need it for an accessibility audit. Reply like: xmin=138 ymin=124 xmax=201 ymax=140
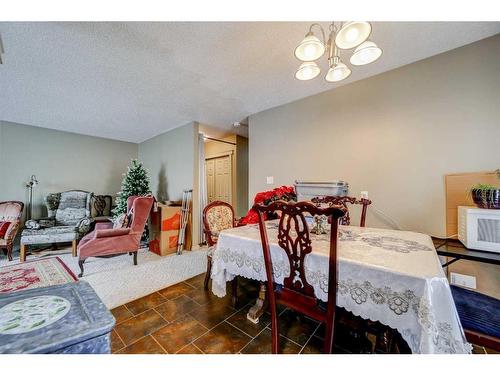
xmin=0 ymin=201 xmax=24 ymax=261
xmin=20 ymin=190 xmax=93 ymax=262
xmin=202 ymin=201 xmax=240 ymax=291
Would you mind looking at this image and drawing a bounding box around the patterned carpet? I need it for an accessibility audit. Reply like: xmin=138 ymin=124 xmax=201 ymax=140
xmin=0 ymin=247 xmax=207 ymax=309
xmin=0 ymin=257 xmax=76 ymax=294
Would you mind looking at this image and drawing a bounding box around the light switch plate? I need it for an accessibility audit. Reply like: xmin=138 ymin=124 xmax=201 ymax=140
xmin=450 ymin=272 xmax=477 ymax=289
xmin=266 ymin=176 xmax=274 ymax=185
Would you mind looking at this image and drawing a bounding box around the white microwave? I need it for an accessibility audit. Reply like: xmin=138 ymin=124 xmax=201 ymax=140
xmin=458 ymin=206 xmax=500 ymax=253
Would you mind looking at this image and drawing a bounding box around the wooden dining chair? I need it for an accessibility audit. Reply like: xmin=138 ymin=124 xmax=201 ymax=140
xmin=253 ymin=200 xmax=346 ymax=354
xmin=311 ymin=196 xmax=372 ymax=227
xmin=202 ymin=201 xmax=239 ymax=305
xmin=311 ymin=195 xmax=400 ymax=352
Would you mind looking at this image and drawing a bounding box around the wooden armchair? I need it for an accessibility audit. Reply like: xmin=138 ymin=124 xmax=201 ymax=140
xmin=311 ymin=195 xmax=402 ymax=352
xmin=253 ymin=200 xmax=346 ymax=353
xmin=202 ymin=201 xmax=240 ymax=304
xmin=0 ymin=201 xmax=24 ymax=261
xmin=311 ymin=196 xmax=372 ymax=227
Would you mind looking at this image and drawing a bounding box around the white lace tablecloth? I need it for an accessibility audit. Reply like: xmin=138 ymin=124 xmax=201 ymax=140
xmin=211 ymin=221 xmax=472 ymax=354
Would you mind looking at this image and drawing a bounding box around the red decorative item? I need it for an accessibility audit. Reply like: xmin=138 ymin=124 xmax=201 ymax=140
xmin=0 ymin=221 xmax=11 ymax=239
xmin=239 ymin=186 xmax=296 ymax=225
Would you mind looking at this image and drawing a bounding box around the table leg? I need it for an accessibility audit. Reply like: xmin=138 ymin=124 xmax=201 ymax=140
xmin=246 ymin=282 xmax=268 ymax=324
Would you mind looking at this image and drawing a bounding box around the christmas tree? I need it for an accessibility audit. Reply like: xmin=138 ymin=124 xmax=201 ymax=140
xmin=112 ymin=159 xmax=152 ymax=217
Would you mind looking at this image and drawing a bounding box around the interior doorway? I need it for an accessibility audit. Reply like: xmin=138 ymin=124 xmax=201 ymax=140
xmin=202 ymin=133 xmax=248 ymax=218
xmin=205 ymin=153 xmax=233 ymax=204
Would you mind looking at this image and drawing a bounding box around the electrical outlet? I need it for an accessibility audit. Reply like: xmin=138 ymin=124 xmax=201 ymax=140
xmin=450 ymin=272 xmax=476 ymax=289
xmin=266 ymin=176 xmax=274 ymax=185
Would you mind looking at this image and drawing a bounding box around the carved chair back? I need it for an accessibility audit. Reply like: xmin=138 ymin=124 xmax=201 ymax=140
xmin=311 ymin=196 xmax=372 ymax=227
xmin=253 ymin=200 xmax=346 ymax=353
xmin=202 ymin=201 xmax=236 ymax=247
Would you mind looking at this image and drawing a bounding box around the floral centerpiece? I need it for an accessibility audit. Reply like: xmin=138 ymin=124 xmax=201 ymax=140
xmin=240 ymin=186 xmax=296 ymax=225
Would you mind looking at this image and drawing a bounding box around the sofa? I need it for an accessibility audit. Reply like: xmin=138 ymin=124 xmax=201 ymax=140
xmin=20 ymin=190 xmax=94 ymax=262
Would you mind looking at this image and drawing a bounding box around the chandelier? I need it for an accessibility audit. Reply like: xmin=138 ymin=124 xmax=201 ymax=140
xmin=294 ymin=21 xmax=382 ymax=82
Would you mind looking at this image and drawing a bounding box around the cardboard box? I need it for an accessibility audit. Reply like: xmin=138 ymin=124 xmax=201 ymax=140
xmin=149 ymin=202 xmax=192 ymax=256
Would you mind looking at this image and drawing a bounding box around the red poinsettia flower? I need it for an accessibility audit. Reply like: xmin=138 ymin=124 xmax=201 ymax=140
xmin=240 ymin=186 xmax=296 ymax=225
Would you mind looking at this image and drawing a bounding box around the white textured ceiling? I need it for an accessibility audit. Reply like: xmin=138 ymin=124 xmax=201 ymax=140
xmin=1 ymin=22 xmax=499 ymax=143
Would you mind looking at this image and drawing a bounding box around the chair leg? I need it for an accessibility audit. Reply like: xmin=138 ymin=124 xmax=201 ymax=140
xmin=133 ymin=251 xmax=138 ymax=265
xmin=71 ymin=240 xmax=77 ymax=257
xmin=270 ymin=308 xmax=279 ymax=354
xmin=231 ymin=277 xmax=239 ymax=308
xmin=323 ymin=319 xmax=335 ymax=354
xmin=204 ymin=256 xmax=212 ymax=290
xmin=78 ymin=259 xmax=85 ymax=278
xmin=20 ymin=244 xmax=27 ymax=262
xmin=7 ymin=243 xmax=13 ymax=261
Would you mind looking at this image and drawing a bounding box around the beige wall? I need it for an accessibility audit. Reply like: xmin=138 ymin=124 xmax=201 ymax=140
xmin=236 ymin=135 xmax=249 ymax=217
xmin=0 ymin=121 xmax=138 ymax=221
xmin=138 ymin=122 xmax=200 ymax=245
xmin=249 ymin=35 xmax=500 ymax=297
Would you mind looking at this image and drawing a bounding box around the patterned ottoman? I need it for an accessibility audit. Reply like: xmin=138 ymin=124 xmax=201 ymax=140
xmin=0 ymin=281 xmax=115 ymax=353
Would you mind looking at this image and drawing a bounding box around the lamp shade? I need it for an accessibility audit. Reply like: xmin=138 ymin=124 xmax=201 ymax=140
xmin=350 ymin=40 xmax=382 ymax=65
xmin=335 ymin=21 xmax=371 ymax=49
xmin=325 ymin=62 xmax=351 ymax=82
xmin=294 ymin=33 xmax=325 ymax=61
xmin=295 ymin=61 xmax=321 ymax=81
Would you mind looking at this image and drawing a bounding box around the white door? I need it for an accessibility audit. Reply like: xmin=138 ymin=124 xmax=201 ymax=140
xmin=205 ymin=158 xmax=215 ymax=203
xmin=206 ymin=155 xmax=232 ymax=204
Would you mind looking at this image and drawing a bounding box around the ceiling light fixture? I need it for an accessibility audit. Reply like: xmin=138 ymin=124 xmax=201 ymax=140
xmin=335 ymin=21 xmax=372 ymax=50
xmin=325 ymin=56 xmax=351 ymax=82
xmin=294 ymin=21 xmax=381 ymax=83
xmin=295 ymin=61 xmax=321 ymax=81
xmin=294 ymin=26 xmax=326 ymax=62
xmin=350 ymin=40 xmax=382 ymax=66
xmin=232 ymin=121 xmax=248 ymax=128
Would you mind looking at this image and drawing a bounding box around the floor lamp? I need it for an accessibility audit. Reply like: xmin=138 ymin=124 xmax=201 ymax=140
xmin=26 ymin=175 xmax=39 ymax=220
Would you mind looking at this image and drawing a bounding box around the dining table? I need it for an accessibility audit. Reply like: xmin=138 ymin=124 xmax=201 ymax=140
xmin=210 ymin=220 xmax=472 ymax=354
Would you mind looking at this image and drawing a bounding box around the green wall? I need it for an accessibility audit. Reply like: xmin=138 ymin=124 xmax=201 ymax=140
xmin=0 ymin=121 xmax=138 ymax=220
xmin=138 ymin=122 xmax=197 ymax=203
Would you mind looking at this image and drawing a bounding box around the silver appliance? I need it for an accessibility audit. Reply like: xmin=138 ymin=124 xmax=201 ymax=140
xmin=294 ymin=180 xmax=349 ymax=202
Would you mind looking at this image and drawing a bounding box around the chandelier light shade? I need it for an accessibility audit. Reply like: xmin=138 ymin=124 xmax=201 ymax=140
xmin=350 ymin=40 xmax=382 ymax=66
xmin=293 ymin=21 xmax=381 ymax=83
xmin=295 ymin=61 xmax=321 ymax=80
xmin=294 ymin=32 xmax=325 ymax=62
xmin=325 ymin=62 xmax=351 ymax=82
xmin=335 ymin=21 xmax=372 ymax=50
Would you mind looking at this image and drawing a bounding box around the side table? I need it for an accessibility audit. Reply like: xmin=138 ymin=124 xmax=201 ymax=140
xmin=0 ymin=281 xmax=115 ymax=353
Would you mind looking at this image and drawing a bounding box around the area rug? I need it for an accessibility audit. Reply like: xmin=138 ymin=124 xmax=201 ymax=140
xmin=0 ymin=257 xmax=77 ymax=294
xmin=0 ymin=248 xmax=207 ymax=309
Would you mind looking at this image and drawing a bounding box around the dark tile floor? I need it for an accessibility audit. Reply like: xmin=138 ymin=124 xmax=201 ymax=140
xmin=110 ymin=273 xmax=496 ymax=354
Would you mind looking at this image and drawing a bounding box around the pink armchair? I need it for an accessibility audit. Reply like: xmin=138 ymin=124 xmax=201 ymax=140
xmin=0 ymin=201 xmax=24 ymax=261
xmin=77 ymin=195 xmax=154 ymax=277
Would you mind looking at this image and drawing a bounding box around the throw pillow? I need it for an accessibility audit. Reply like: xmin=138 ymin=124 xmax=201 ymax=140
xmin=0 ymin=221 xmax=11 ymax=239
xmin=112 ymin=213 xmax=129 ymax=229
